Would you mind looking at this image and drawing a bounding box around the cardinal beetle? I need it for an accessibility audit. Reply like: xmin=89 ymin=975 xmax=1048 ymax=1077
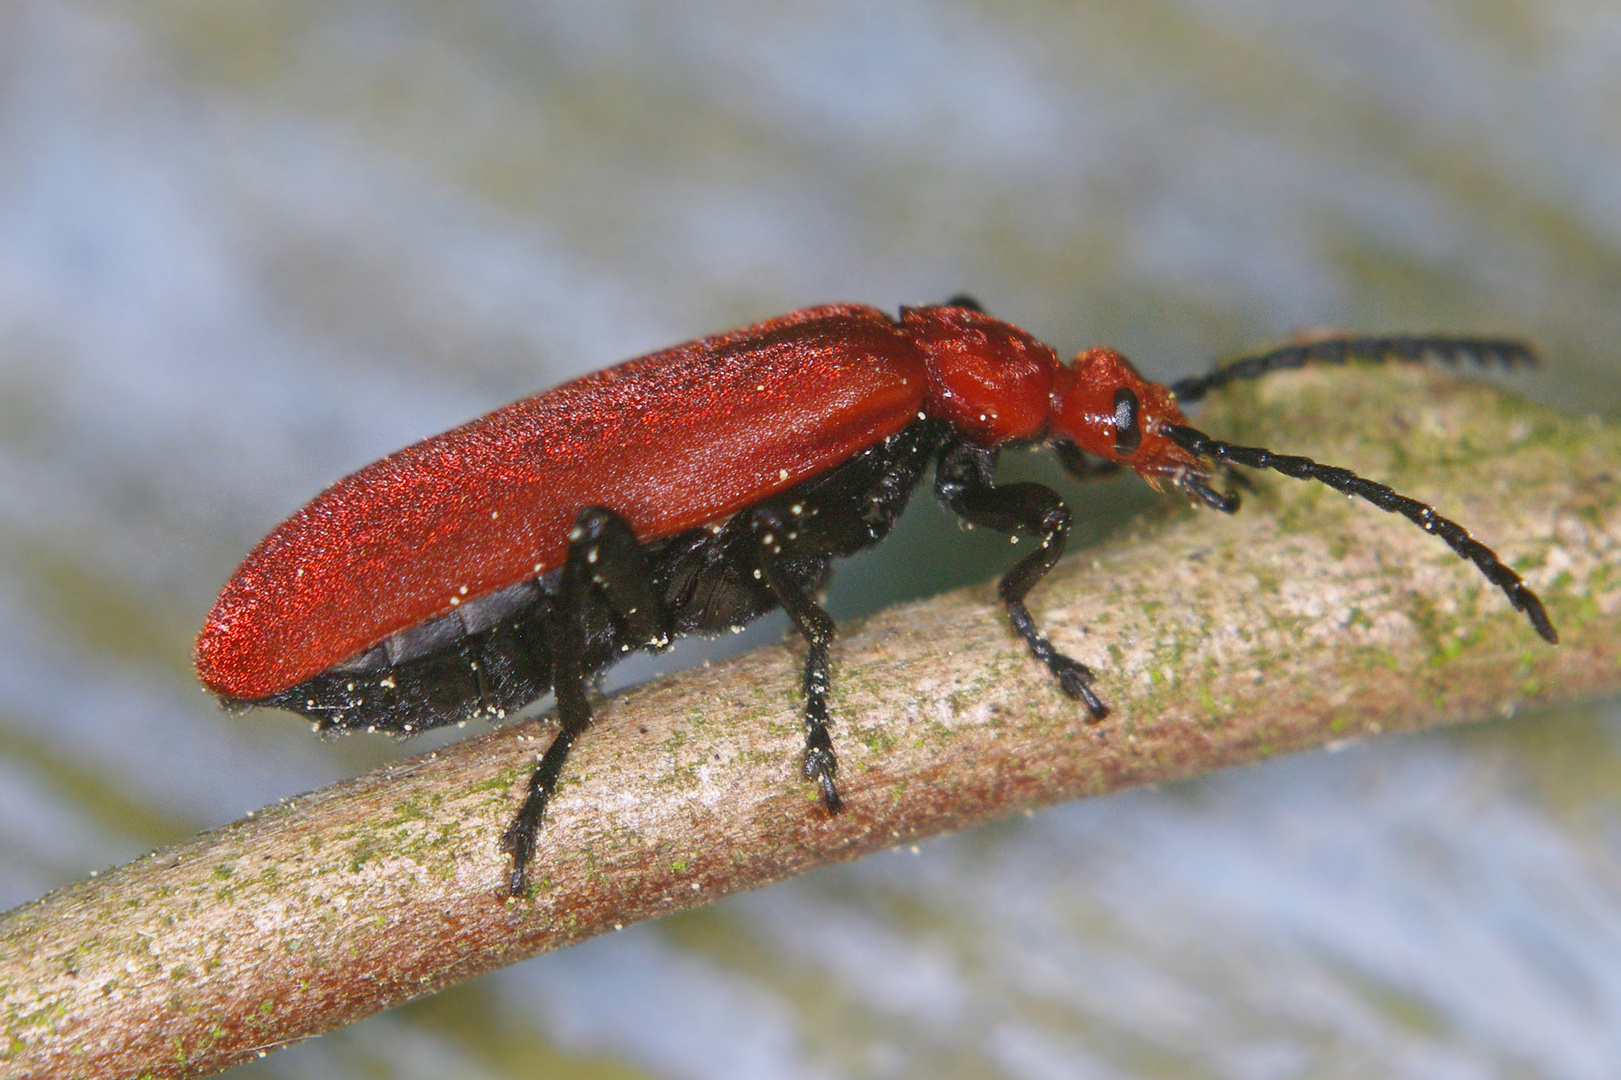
xmin=196 ymin=298 xmax=1557 ymax=894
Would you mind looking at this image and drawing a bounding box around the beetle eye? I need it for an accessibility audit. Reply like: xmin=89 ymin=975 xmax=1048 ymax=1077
xmin=1112 ymin=388 xmax=1142 ymax=456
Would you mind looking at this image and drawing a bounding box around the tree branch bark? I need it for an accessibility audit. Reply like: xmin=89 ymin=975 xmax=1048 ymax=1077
xmin=4 ymin=365 xmax=1619 ymax=1079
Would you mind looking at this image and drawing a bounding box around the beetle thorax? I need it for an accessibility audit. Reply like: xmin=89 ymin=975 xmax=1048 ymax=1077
xmin=901 ymin=305 xmax=1059 ymax=445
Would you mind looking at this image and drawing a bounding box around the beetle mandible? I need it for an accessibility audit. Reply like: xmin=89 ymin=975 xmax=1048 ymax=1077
xmin=195 ymin=297 xmax=1556 ymax=894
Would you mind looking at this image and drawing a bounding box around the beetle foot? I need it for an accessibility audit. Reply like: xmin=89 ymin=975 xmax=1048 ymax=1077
xmin=1051 ymin=656 xmax=1110 ymax=720
xmin=803 ymin=745 xmax=843 ymax=814
xmin=500 ymin=816 xmax=538 ymax=897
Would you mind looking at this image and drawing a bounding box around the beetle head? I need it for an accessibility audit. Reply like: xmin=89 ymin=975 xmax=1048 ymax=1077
xmin=1050 ymin=347 xmax=1231 ymax=507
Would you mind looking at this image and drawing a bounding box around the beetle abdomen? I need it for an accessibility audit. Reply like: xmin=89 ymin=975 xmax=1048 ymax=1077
xmin=248 ymin=419 xmax=947 ymax=737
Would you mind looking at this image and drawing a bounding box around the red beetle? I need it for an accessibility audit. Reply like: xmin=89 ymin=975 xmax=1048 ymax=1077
xmin=196 ymin=298 xmax=1554 ymax=894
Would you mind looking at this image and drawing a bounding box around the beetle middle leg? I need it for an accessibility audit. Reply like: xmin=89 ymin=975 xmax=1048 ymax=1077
xmin=935 ymin=440 xmax=1110 ymax=719
xmin=502 ymin=506 xmax=664 ymax=896
xmin=748 ymin=504 xmax=844 ymax=814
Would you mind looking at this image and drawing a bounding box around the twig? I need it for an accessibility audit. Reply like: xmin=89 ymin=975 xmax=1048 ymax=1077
xmin=3 ymin=364 xmax=1618 ymax=1079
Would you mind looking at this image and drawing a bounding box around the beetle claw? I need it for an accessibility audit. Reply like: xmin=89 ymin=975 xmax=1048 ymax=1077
xmin=803 ymin=746 xmax=843 ymax=814
xmin=1053 ymin=658 xmax=1110 ymax=720
xmin=500 ymin=823 xmax=534 ymax=897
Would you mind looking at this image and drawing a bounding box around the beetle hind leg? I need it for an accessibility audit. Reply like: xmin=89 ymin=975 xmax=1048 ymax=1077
xmin=501 ymin=608 xmax=589 ymax=896
xmin=502 ymin=506 xmax=666 ymax=897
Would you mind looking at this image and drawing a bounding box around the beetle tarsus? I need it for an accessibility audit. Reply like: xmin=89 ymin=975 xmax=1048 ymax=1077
xmin=501 ymin=809 xmax=540 ymax=897
xmin=804 ymin=741 xmax=843 ymax=814
xmin=802 ymin=702 xmax=844 ymax=814
xmin=1050 ymin=654 xmax=1109 ymax=719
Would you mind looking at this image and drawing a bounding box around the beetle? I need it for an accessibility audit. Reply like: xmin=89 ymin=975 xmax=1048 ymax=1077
xmin=195 ymin=297 xmax=1556 ymax=895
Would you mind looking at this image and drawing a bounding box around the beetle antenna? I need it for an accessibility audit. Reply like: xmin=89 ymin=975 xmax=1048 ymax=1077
xmin=1171 ymin=336 xmax=1538 ymax=405
xmin=1159 ymin=422 xmax=1558 ymax=644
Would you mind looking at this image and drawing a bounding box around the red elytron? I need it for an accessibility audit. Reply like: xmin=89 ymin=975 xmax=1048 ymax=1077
xmin=198 ymin=305 xmax=929 ymax=701
xmin=197 ymin=298 xmax=1555 ymax=894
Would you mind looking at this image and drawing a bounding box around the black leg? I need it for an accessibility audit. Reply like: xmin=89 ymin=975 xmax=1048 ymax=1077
xmin=501 ymin=507 xmax=665 ymax=896
xmin=936 ymin=441 xmax=1110 ymax=719
xmin=937 ymin=293 xmax=985 ymax=313
xmin=571 ymin=506 xmax=667 ymax=649
xmin=748 ymin=505 xmax=844 ymax=814
xmin=501 ymin=595 xmax=588 ymax=896
xmin=1053 ymin=440 xmax=1122 ymax=483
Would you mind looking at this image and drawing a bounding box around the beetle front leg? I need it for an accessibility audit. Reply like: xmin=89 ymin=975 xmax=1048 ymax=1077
xmin=935 ymin=442 xmax=1110 ymax=719
xmin=1053 ymin=440 xmax=1122 ymax=482
xmin=749 ymin=506 xmax=844 ymax=814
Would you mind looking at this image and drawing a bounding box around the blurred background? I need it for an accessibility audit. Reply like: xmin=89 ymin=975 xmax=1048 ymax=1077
xmin=3 ymin=1 xmax=1621 ymax=1076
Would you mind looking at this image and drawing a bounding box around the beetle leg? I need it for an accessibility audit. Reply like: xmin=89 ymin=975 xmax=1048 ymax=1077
xmin=1052 ymin=440 xmax=1122 ymax=482
xmin=570 ymin=506 xmax=669 ymax=649
xmin=935 ymin=442 xmax=1110 ymax=719
xmin=748 ymin=505 xmax=844 ymax=815
xmin=501 ymin=564 xmax=590 ymax=895
xmin=935 ymin=293 xmax=985 ymax=313
xmin=501 ymin=506 xmax=665 ymax=896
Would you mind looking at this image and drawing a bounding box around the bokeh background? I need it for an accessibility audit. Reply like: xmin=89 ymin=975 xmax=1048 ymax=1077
xmin=4 ymin=2 xmax=1621 ymax=1077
